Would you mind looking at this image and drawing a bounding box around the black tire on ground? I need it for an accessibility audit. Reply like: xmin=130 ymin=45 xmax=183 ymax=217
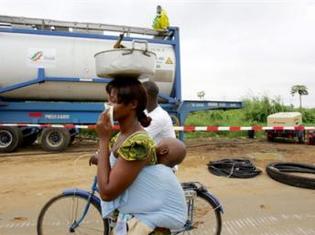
xmin=207 ymin=159 xmax=261 ymax=178
xmin=37 ymin=193 xmax=109 ymax=235
xmin=0 ymin=127 xmax=23 ymax=153
xmin=266 ymin=162 xmax=315 ymax=189
xmin=39 ymin=128 xmax=71 ymax=152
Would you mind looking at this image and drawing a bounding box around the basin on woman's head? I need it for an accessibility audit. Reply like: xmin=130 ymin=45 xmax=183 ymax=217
xmin=95 ymin=40 xmax=156 ymax=80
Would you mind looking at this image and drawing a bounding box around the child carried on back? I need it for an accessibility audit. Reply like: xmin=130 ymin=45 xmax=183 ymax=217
xmin=90 ymin=137 xmax=187 ymax=235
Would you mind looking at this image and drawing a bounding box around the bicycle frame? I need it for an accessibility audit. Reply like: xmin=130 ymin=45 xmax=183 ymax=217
xmin=60 ymin=178 xmax=223 ymax=234
xmin=62 ymin=176 xmax=100 ymax=232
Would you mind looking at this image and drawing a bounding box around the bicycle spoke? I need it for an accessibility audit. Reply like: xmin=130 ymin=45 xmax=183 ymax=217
xmin=38 ymin=194 xmax=105 ymax=235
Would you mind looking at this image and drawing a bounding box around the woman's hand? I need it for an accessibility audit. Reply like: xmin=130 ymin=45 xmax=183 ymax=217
xmin=89 ymin=151 xmax=99 ymax=166
xmin=96 ymin=111 xmax=112 ymax=140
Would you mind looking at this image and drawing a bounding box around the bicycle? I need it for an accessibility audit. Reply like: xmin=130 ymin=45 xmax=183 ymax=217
xmin=37 ymin=177 xmax=223 ymax=235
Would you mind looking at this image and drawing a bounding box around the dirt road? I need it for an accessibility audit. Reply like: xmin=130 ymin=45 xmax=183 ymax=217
xmin=0 ymin=138 xmax=314 ymax=235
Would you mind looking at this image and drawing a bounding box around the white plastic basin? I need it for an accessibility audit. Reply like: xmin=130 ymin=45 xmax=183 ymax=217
xmin=95 ymin=40 xmax=156 ymax=79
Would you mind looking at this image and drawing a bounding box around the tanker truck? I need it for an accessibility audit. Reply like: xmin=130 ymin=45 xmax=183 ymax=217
xmin=0 ymin=15 xmax=242 ymax=152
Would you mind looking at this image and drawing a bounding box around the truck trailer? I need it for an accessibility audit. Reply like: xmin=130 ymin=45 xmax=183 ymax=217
xmin=0 ymin=15 xmax=242 ymax=152
xmin=266 ymin=112 xmax=305 ymax=143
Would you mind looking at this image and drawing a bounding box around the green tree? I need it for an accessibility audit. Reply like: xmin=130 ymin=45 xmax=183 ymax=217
xmin=291 ymin=85 xmax=309 ymax=109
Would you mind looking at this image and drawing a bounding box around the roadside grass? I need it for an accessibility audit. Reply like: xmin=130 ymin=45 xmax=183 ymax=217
xmin=79 ymin=96 xmax=315 ymax=140
xmin=184 ymin=96 xmax=315 ymax=139
xmin=184 ymin=109 xmax=265 ymax=139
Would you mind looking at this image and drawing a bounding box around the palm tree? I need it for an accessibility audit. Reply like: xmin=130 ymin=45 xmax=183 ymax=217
xmin=290 ymin=85 xmax=309 ymax=109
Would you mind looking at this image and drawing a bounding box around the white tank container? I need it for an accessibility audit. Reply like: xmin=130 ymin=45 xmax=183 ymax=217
xmin=0 ymin=31 xmax=176 ymax=101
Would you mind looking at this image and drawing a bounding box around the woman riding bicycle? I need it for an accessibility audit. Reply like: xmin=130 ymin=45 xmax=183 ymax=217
xmin=96 ymin=78 xmax=187 ymax=235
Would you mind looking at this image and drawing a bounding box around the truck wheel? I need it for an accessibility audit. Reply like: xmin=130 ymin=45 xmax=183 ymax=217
xmin=0 ymin=127 xmax=23 ymax=153
xmin=40 ymin=128 xmax=70 ymax=152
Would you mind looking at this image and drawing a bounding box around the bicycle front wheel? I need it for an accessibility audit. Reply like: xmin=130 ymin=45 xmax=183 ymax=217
xmin=37 ymin=193 xmax=108 ymax=235
xmin=183 ymin=190 xmax=222 ymax=235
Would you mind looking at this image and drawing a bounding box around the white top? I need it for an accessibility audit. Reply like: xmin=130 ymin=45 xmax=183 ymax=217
xmin=144 ymin=105 xmax=176 ymax=144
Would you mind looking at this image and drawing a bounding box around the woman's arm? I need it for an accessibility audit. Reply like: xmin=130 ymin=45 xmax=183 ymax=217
xmin=96 ymin=138 xmax=111 ymax=201
xmin=96 ymin=112 xmax=147 ymax=201
xmin=97 ymin=145 xmax=147 ymax=201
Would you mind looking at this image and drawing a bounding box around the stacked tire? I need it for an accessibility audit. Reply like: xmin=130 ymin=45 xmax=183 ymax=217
xmin=266 ymin=162 xmax=315 ymax=189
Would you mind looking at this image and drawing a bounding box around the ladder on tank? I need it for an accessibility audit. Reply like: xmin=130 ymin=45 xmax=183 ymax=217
xmin=0 ymin=15 xmax=168 ymax=36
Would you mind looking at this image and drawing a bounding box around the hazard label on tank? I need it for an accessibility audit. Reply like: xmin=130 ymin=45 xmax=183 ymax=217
xmin=165 ymin=57 xmax=173 ymax=64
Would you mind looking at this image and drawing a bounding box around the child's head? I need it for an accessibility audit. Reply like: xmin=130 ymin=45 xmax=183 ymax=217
xmin=156 ymin=138 xmax=186 ymax=167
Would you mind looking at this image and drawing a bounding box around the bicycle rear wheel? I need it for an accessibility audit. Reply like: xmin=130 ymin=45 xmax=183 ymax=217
xmin=180 ymin=189 xmax=222 ymax=235
xmin=37 ymin=193 xmax=108 ymax=235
